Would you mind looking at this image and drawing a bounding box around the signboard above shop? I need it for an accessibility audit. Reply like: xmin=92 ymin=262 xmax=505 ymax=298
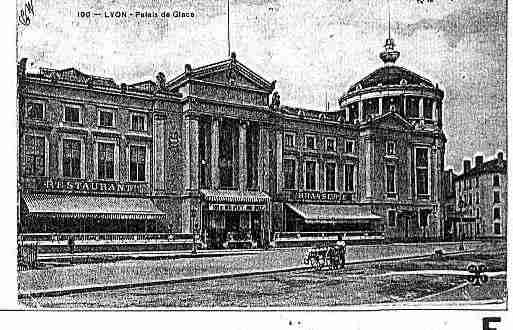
xmin=281 ymin=191 xmax=342 ymax=203
xmin=22 ymin=178 xmax=150 ymax=196
xmin=208 ymin=203 xmax=266 ymax=212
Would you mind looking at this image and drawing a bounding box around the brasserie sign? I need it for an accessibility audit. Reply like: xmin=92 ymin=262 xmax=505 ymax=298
xmin=287 ymin=191 xmax=341 ymax=202
xmin=32 ymin=179 xmax=149 ymax=195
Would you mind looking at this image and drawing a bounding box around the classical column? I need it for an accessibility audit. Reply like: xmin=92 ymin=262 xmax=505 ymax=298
xmin=358 ymin=100 xmax=363 ymax=122
xmin=432 ymin=100 xmax=438 ymax=122
xmin=403 ymin=95 xmax=407 ymax=116
xmin=345 ymin=107 xmax=350 ymax=122
xmin=378 ymin=97 xmax=383 ymax=115
xmin=365 ymin=138 xmax=373 ymax=198
xmin=239 ymin=121 xmax=247 ymax=191
xmin=211 ymin=118 xmax=220 ymax=189
xmin=358 ymin=100 xmax=363 ymax=123
xmin=276 ymin=131 xmax=283 ymax=192
xmin=258 ymin=127 xmax=266 ymax=192
xmin=419 ymin=97 xmax=424 ymax=118
xmin=184 ymin=115 xmax=199 ymax=190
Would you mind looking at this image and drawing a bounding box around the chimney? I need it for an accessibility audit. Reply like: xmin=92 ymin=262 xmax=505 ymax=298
xmin=463 ymin=160 xmax=471 ymax=174
xmin=497 ymin=152 xmax=504 ymax=161
xmin=475 ymin=155 xmax=483 ymax=168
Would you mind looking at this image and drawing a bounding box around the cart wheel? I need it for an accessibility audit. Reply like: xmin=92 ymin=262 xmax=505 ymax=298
xmin=478 ymin=263 xmax=487 ymax=273
xmin=467 ymin=263 xmax=477 ymax=273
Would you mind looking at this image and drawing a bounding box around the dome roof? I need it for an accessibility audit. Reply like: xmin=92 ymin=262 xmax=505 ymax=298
xmin=347 ymin=65 xmax=434 ymax=93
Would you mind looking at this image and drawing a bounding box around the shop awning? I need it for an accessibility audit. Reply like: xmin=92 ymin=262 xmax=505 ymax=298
xmin=200 ymin=189 xmax=271 ymax=204
xmin=23 ymin=194 xmax=166 ymax=220
xmin=286 ymin=203 xmax=383 ymax=224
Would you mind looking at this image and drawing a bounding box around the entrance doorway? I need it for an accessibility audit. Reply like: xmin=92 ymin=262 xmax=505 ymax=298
xmin=204 ymin=211 xmax=263 ymax=249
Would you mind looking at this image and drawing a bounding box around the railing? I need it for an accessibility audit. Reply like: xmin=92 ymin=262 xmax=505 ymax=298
xmin=19 ymin=232 xmax=202 ymax=243
xmin=274 ymin=231 xmax=385 ymax=241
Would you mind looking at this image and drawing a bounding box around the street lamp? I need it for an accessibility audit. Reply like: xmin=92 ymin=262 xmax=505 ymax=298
xmin=457 ymin=199 xmax=465 ymax=251
xmin=191 ymin=208 xmax=198 ymax=255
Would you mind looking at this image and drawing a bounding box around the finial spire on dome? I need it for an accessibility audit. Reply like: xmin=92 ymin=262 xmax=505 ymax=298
xmin=379 ymin=0 xmax=400 ymax=65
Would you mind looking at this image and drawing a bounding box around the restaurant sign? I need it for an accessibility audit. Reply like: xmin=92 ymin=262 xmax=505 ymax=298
xmin=28 ymin=178 xmax=149 ymax=195
xmin=208 ymin=203 xmax=266 ymax=212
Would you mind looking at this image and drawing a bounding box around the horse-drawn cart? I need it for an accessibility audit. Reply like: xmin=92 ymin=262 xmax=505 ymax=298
xmin=303 ymin=244 xmax=346 ymax=270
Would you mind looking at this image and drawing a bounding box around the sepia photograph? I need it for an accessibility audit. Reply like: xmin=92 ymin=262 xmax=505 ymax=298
xmin=15 ymin=0 xmax=507 ymax=309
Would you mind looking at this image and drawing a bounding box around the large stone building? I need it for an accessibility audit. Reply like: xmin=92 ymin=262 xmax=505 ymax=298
xmin=17 ymin=35 xmax=447 ymax=249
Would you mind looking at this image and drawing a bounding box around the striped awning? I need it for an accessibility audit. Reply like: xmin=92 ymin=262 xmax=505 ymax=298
xmin=23 ymin=194 xmax=166 ymax=220
xmin=200 ymin=189 xmax=271 ymax=204
xmin=286 ymin=203 xmax=383 ymax=224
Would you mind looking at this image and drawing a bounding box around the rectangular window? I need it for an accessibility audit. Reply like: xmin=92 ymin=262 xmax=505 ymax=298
xmin=415 ymin=148 xmax=429 ymax=196
xmin=494 ymin=223 xmax=501 ymax=235
xmin=131 ymin=114 xmax=146 ymax=132
xmin=284 ymin=133 xmax=295 ymax=148
xmin=326 ymin=138 xmax=336 ymax=152
xmin=469 ymin=194 xmax=473 ymax=206
xmin=129 ymin=145 xmax=146 ymax=182
xmin=25 ymin=135 xmax=45 ymax=176
xmin=325 ymin=162 xmax=336 ymax=191
xmin=97 ymin=142 xmax=115 ymax=180
xmin=64 ymin=106 xmax=80 ymax=123
xmin=344 ymin=163 xmax=355 ymax=192
xmin=283 ymin=158 xmax=296 ymax=190
xmin=494 ymin=191 xmax=500 ymax=204
xmin=406 ymin=96 xmax=419 ymax=117
xmin=476 ymin=176 xmax=479 ymax=187
xmin=26 ymin=101 xmax=44 ymax=120
xmin=386 ymin=164 xmax=396 ymax=193
xmin=476 ymin=192 xmax=479 ymax=204
xmin=305 ymin=160 xmax=316 ymax=190
xmin=305 ymin=135 xmax=316 ymax=150
xmin=493 ymin=174 xmax=500 ymax=187
xmin=476 ymin=208 xmax=480 ymax=218
xmin=493 ymin=207 xmax=500 ymax=220
xmin=386 ymin=141 xmax=396 ymax=155
xmin=345 ymin=140 xmax=355 ymax=154
xmin=99 ymin=110 xmax=114 ymax=127
xmin=388 ymin=210 xmax=396 ymax=227
xmin=419 ymin=210 xmax=429 ymax=227
xmin=63 ymin=139 xmax=81 ymax=178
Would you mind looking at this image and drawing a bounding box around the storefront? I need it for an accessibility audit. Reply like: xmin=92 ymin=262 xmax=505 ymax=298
xmin=284 ymin=203 xmax=384 ymax=235
xmin=19 ymin=179 xmax=167 ymax=235
xmin=200 ymin=189 xmax=271 ymax=249
xmin=20 ymin=193 xmax=166 ymax=234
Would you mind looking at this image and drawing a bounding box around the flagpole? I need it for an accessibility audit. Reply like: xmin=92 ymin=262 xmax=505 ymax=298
xmin=227 ymin=0 xmax=231 ymax=56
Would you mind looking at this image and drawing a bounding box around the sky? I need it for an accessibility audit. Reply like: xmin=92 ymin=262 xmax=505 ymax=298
xmin=17 ymin=0 xmax=507 ymax=172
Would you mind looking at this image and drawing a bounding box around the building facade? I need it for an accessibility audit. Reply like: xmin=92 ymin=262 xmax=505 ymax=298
xmin=17 ymin=37 xmax=447 ymax=248
xmin=450 ymin=152 xmax=507 ymax=239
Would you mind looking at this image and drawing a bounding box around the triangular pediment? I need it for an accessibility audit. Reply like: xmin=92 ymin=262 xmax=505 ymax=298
xmin=198 ymin=65 xmax=264 ymax=89
xmin=167 ymin=56 xmax=274 ymax=92
xmin=366 ymin=112 xmax=414 ymax=130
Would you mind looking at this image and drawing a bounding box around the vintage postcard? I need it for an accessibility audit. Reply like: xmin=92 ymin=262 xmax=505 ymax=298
xmin=15 ymin=0 xmax=507 ymax=311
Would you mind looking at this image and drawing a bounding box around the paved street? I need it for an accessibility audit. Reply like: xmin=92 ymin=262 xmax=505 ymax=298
xmin=20 ymin=243 xmax=506 ymax=308
xmin=19 ymin=241 xmax=485 ymax=295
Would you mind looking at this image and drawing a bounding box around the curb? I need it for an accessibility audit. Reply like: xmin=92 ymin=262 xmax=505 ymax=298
xmin=19 ymin=249 xmax=477 ymax=299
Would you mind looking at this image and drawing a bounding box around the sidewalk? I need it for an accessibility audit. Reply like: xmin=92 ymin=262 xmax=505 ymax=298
xmin=18 ymin=241 xmax=484 ymax=298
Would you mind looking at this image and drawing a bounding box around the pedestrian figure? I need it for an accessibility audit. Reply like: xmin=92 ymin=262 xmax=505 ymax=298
xmin=336 ymin=240 xmax=346 ymax=268
xmin=68 ymin=236 xmax=75 ymax=255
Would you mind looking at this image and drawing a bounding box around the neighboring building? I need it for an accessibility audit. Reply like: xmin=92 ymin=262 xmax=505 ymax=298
xmin=17 ymin=35 xmax=447 ymax=249
xmin=441 ymin=169 xmax=456 ymax=240
xmin=451 ymin=152 xmax=507 ymax=239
